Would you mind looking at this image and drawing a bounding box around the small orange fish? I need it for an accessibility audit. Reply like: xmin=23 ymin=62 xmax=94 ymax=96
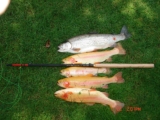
xmin=58 ymin=72 xmax=124 ymax=89
xmin=62 ymin=43 xmax=125 ymax=64
xmin=61 ymin=67 xmax=111 ymax=77
xmin=55 ymin=88 xmax=125 ymax=114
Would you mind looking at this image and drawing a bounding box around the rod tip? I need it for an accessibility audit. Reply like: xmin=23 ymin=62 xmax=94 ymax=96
xmin=7 ymin=64 xmax=12 ymax=66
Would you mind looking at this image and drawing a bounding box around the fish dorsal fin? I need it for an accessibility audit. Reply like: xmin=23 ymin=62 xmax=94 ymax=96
xmin=102 ymin=92 xmax=109 ymax=97
xmin=84 ymin=74 xmax=94 ymax=77
xmin=94 ymin=62 xmax=101 ymax=64
xmin=102 ymin=84 xmax=108 ymax=89
xmin=73 ymin=48 xmax=81 ymax=52
xmin=88 ymin=31 xmax=98 ymax=34
xmin=85 ymin=102 xmax=95 ymax=106
xmin=90 ymin=88 xmax=97 ymax=91
xmin=106 ymin=57 xmax=112 ymax=62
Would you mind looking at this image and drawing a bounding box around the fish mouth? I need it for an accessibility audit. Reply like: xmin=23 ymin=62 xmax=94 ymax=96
xmin=59 ymin=42 xmax=72 ymax=50
xmin=62 ymin=59 xmax=65 ymax=63
xmin=58 ymin=44 xmax=62 ymax=48
xmin=57 ymin=81 xmax=62 ymax=87
xmin=58 ymin=47 xmax=65 ymax=52
xmin=58 ymin=49 xmax=64 ymax=52
xmin=60 ymin=73 xmax=65 ymax=77
xmin=54 ymin=92 xmax=58 ymax=97
xmin=54 ymin=91 xmax=60 ymax=97
xmin=58 ymin=44 xmax=63 ymax=49
xmin=58 ymin=48 xmax=69 ymax=52
xmin=62 ymin=59 xmax=69 ymax=64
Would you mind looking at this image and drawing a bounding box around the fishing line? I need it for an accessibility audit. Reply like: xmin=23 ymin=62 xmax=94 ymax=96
xmin=0 ymin=53 xmax=22 ymax=110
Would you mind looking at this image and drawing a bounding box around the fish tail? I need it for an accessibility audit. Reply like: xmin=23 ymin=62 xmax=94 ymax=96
xmin=120 ymin=25 xmax=131 ymax=39
xmin=116 ymin=43 xmax=126 ymax=55
xmin=106 ymin=68 xmax=111 ymax=74
xmin=111 ymin=101 xmax=125 ymax=114
xmin=114 ymin=72 xmax=124 ymax=83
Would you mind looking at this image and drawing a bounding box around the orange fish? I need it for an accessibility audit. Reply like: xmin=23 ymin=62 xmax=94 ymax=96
xmin=58 ymin=72 xmax=124 ymax=89
xmin=62 ymin=43 xmax=125 ymax=64
xmin=55 ymin=88 xmax=125 ymax=114
xmin=61 ymin=67 xmax=111 ymax=77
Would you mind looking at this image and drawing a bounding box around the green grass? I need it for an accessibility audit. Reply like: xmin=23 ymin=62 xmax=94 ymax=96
xmin=0 ymin=0 xmax=160 ymax=119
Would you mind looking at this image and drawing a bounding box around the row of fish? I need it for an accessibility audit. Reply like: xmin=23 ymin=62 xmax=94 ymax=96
xmin=55 ymin=26 xmax=131 ymax=114
xmin=56 ymin=71 xmax=125 ymax=114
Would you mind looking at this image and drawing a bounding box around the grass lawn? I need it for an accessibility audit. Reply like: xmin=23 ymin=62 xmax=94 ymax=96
xmin=0 ymin=0 xmax=160 ymax=120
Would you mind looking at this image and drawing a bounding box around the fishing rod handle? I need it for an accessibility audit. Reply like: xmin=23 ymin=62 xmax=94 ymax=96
xmin=94 ymin=64 xmax=154 ymax=68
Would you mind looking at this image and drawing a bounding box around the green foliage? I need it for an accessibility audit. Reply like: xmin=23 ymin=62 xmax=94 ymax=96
xmin=0 ymin=0 xmax=160 ymax=120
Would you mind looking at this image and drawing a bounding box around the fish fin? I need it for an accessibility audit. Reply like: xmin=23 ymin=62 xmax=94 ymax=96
xmin=94 ymin=62 xmax=101 ymax=64
xmin=102 ymin=92 xmax=109 ymax=97
xmin=73 ymin=48 xmax=81 ymax=52
xmin=85 ymin=74 xmax=94 ymax=77
xmin=106 ymin=57 xmax=112 ymax=62
xmin=102 ymin=84 xmax=108 ymax=89
xmin=68 ymin=92 xmax=73 ymax=94
xmin=110 ymin=43 xmax=117 ymax=48
xmin=106 ymin=68 xmax=112 ymax=74
xmin=85 ymin=103 xmax=95 ymax=106
xmin=114 ymin=72 xmax=124 ymax=83
xmin=67 ymin=75 xmax=71 ymax=77
xmin=120 ymin=25 xmax=131 ymax=39
xmin=89 ymin=31 xmax=98 ymax=34
xmin=75 ymin=63 xmax=82 ymax=64
xmin=116 ymin=43 xmax=126 ymax=55
xmin=89 ymin=88 xmax=96 ymax=91
xmin=111 ymin=101 xmax=125 ymax=114
xmin=92 ymin=49 xmax=97 ymax=52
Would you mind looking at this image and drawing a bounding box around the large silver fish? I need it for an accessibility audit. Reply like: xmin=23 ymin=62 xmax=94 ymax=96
xmin=58 ymin=26 xmax=131 ymax=53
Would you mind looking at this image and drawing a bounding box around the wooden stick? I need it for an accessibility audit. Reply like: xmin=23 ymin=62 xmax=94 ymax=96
xmin=94 ymin=64 xmax=154 ymax=68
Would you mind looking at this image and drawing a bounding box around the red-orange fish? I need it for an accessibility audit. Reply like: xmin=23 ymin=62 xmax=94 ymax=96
xmin=55 ymin=88 xmax=125 ymax=114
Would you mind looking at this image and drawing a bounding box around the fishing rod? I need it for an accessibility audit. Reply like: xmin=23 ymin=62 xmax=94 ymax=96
xmin=7 ymin=63 xmax=154 ymax=68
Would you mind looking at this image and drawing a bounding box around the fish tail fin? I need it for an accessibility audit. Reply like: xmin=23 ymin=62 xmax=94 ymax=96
xmin=114 ymin=72 xmax=124 ymax=83
xmin=116 ymin=43 xmax=126 ymax=55
xmin=120 ymin=25 xmax=131 ymax=39
xmin=111 ymin=101 xmax=125 ymax=114
xmin=106 ymin=68 xmax=112 ymax=74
